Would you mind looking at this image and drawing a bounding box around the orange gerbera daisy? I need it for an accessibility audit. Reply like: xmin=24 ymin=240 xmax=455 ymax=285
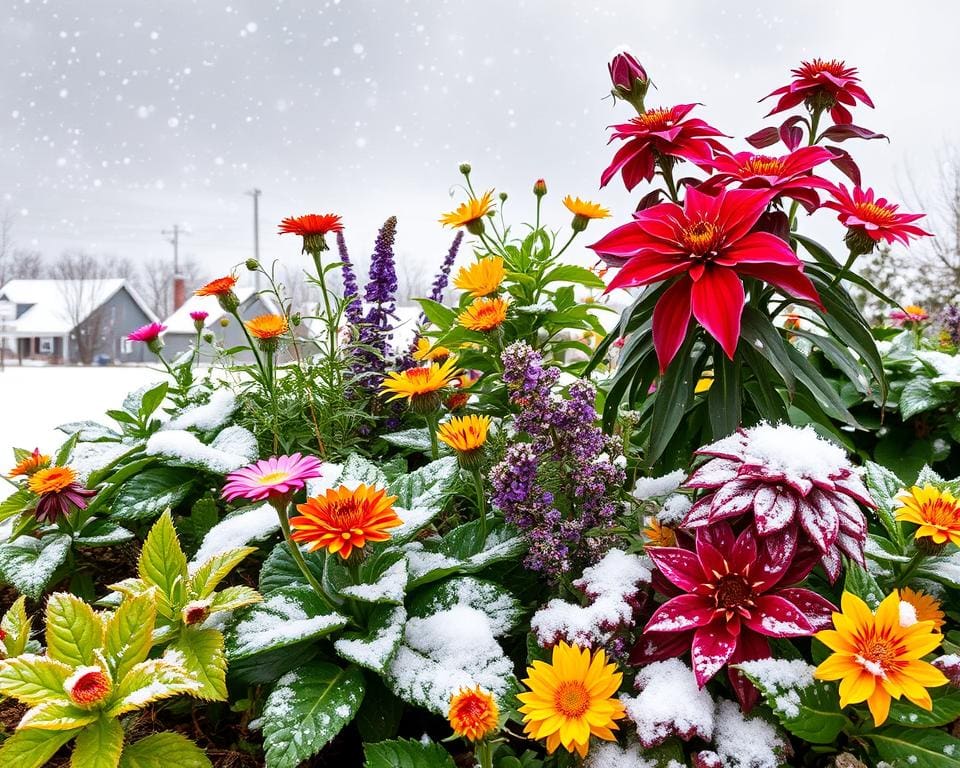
xmin=9 ymin=448 xmax=50 ymax=478
xmin=290 ymin=484 xmax=401 ymax=559
xmin=899 ymin=587 xmax=946 ymax=632
xmin=459 ymin=297 xmax=509 ymax=332
xmin=27 ymin=466 xmax=95 ymax=524
xmin=381 ymin=357 xmax=460 ymax=413
xmin=412 ymin=337 xmax=450 ymax=362
xmin=245 ymin=314 xmax=289 ymax=339
xmin=195 ymin=275 xmax=238 ymax=297
xmin=453 ymin=256 xmax=506 ymax=298
xmin=439 ymin=190 xmax=495 ymax=235
xmin=814 ymin=591 xmax=947 ymax=726
xmin=438 ymin=414 xmax=490 ymax=468
xmin=278 ymin=213 xmax=343 ymax=253
xmin=448 ymin=686 xmax=499 ymax=742
xmin=643 ymin=518 xmax=676 ymax=547
xmin=895 ymin=485 xmax=960 ymax=549
xmin=563 ymin=196 xmax=610 ymax=232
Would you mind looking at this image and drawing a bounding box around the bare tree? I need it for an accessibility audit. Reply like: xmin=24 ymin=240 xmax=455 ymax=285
xmin=5 ymin=249 xmax=44 ymax=280
xmin=0 ymin=210 xmax=15 ymax=286
xmin=135 ymin=256 xmax=207 ymax=318
xmin=395 ymin=256 xmax=430 ymax=306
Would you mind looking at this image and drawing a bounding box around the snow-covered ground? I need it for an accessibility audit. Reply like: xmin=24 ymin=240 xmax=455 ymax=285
xmin=0 ymin=365 xmax=166 ymax=461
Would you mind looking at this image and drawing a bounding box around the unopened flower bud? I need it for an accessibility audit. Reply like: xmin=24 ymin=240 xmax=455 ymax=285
xmin=498 ymin=192 xmax=508 ymax=203
xmin=182 ymin=600 xmax=212 ymax=626
xmin=291 ymin=313 xmax=301 ymax=327
xmin=216 ymin=290 xmax=241 ymax=314
xmin=459 ymin=162 xmax=472 ymax=175
xmin=844 ymin=227 xmax=876 ymax=258
xmin=533 ymin=179 xmax=547 ymax=198
xmin=409 ymin=391 xmax=442 ymax=416
xmin=219 ymin=317 xmax=230 ymax=328
xmin=465 ymin=218 xmax=485 ymax=236
xmin=246 ymin=258 xmax=260 ymax=271
xmin=65 ymin=666 xmax=111 ymax=707
xmin=916 ymin=536 xmax=947 ymax=557
xmin=202 ymin=332 xmax=214 ymax=343
xmin=608 ymin=49 xmax=650 ymax=114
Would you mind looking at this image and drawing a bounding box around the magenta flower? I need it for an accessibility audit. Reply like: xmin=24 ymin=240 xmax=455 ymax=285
xmin=683 ymin=424 xmax=873 ymax=583
xmin=222 ymin=454 xmax=324 ymax=505
xmin=190 ymin=310 xmax=209 ymax=332
xmin=762 ymin=58 xmax=874 ymax=125
xmin=608 ymin=49 xmax=649 ymax=111
xmin=823 ymin=184 xmax=931 ymax=250
xmin=633 ymin=522 xmax=835 ymax=709
xmin=127 ymin=323 xmax=166 ymax=343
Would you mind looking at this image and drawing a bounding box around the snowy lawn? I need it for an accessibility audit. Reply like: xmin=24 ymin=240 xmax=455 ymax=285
xmin=0 ymin=365 xmax=168 ymax=459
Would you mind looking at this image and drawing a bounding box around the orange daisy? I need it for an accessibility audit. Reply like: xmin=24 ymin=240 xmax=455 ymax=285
xmin=195 ymin=275 xmax=238 ymax=297
xmin=895 ymin=485 xmax=960 ymax=548
xmin=448 ymin=686 xmax=499 ymax=742
xmin=9 ymin=448 xmax=50 ymax=478
xmin=458 ymin=297 xmax=509 ymax=332
xmin=412 ymin=337 xmax=450 ymax=362
xmin=899 ymin=587 xmax=946 ymax=632
xmin=643 ymin=518 xmax=676 ymax=547
xmin=439 ymin=190 xmax=495 ymax=235
xmin=290 ymin=484 xmax=402 ymax=559
xmin=453 ymin=256 xmax=506 ymax=298
xmin=278 ymin=213 xmax=343 ymax=253
xmin=563 ymin=196 xmax=610 ymax=232
xmin=245 ymin=314 xmax=289 ymax=339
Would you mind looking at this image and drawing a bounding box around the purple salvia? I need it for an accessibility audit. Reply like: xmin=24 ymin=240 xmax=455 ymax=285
xmin=336 ymin=231 xmax=363 ymax=326
xmin=355 ymin=216 xmax=399 ymax=378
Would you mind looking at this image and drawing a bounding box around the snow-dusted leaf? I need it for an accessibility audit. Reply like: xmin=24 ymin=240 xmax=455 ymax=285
xmin=363 ymin=738 xmax=457 ymax=768
xmin=144 ymin=425 xmax=257 ymax=474
xmin=1 ymin=596 xmax=32 ymax=657
xmin=189 ymin=504 xmax=278 ymax=569
xmin=74 ymin=520 xmax=135 ymax=548
xmin=899 ymin=377 xmax=951 ymax=419
xmin=45 ymin=592 xmax=102 ymax=667
xmin=225 ymin=586 xmax=347 ymax=660
xmin=380 ymin=429 xmax=435 ymax=453
xmin=261 ymin=662 xmax=365 ymax=768
xmin=162 ymin=389 xmax=238 ymax=432
xmin=335 ymin=604 xmax=405 ymax=674
xmin=0 ymin=726 xmax=79 ymax=768
xmin=339 ymin=453 xmax=389 ymax=488
xmin=57 ymin=420 xmax=122 ymax=442
xmin=0 ymin=533 xmax=71 ymax=600
xmin=111 ymin=467 xmax=197 ymax=521
xmin=208 ymin=585 xmax=262 ymax=615
xmin=341 ymin=552 xmax=407 ymax=604
xmin=70 ymin=441 xmax=132 ymax=483
xmin=72 ymin=715 xmax=124 ymax=768
xmin=123 ymin=382 xmax=168 ymax=417
xmin=119 ymin=733 xmax=213 ymax=768
xmin=390 ymin=456 xmax=458 ymax=511
xmin=916 ymin=464 xmax=946 ymax=487
xmin=107 ymin=659 xmax=201 ymax=717
xmin=189 ymin=546 xmax=258 ymax=597
xmin=621 ymin=659 xmax=714 ymax=748
xmin=0 ymin=654 xmax=73 ymax=704
xmin=257 ymin=541 xmax=325 ymax=595
xmin=403 ymin=521 xmax=527 ymax=588
xmin=168 ymin=627 xmax=227 ymax=701
xmin=19 ymin=699 xmax=99 ymax=729
xmin=916 ymin=350 xmax=960 ymax=385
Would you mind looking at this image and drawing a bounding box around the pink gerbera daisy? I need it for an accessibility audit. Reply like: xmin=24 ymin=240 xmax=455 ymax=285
xmin=127 ymin=323 xmax=167 ymax=343
xmin=222 ymin=453 xmax=324 ymax=505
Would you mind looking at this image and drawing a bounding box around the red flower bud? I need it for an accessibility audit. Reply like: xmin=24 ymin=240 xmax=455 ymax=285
xmin=608 ymin=49 xmax=649 ymax=113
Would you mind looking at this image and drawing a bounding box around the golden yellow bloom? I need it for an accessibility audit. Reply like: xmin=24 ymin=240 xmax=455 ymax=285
xmin=814 ymin=591 xmax=947 ymax=726
xmin=438 ymin=414 xmax=490 ymax=453
xmin=245 ymin=314 xmax=289 ymax=339
xmin=895 ymin=485 xmax=960 ymax=547
xmin=695 ymin=375 xmax=714 ymax=394
xmin=412 ymin=337 xmax=450 ymax=362
xmin=439 ymin=190 xmax=495 ymax=233
xmin=899 ymin=587 xmax=946 ymax=632
xmin=28 ymin=466 xmax=77 ymax=495
xmin=459 ymin=297 xmax=509 ymax=332
xmin=9 ymin=449 xmax=50 ymax=478
xmin=381 ymin=358 xmax=461 ymax=411
xmin=453 ymin=256 xmax=506 ymax=298
xmin=517 ymin=641 xmax=625 ymax=758
xmin=643 ymin=518 xmax=676 ymax=547
xmin=448 ymin=686 xmax=499 ymax=742
xmin=290 ymin=484 xmax=402 ymax=559
xmin=562 ymin=196 xmax=610 ymax=220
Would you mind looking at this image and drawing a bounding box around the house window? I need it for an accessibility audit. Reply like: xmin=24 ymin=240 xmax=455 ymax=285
xmin=121 ymin=338 xmax=133 ymax=355
xmin=38 ymin=337 xmax=54 ymax=354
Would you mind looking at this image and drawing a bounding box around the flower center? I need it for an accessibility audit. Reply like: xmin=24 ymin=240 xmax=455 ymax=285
xmin=66 ymin=668 xmax=111 ymax=706
xmin=257 ymin=470 xmax=291 ymax=486
xmin=921 ymin=496 xmax=960 ymax=528
xmin=856 ymin=639 xmax=897 ymax=678
xmin=800 ymin=57 xmax=849 ymax=78
xmin=326 ymin=498 xmax=365 ymax=528
xmin=714 ymin=574 xmax=753 ymax=610
xmin=740 ymin=155 xmax=786 ymax=177
xmin=854 ymin=201 xmax=898 ymax=226
xmin=681 ymin=220 xmax=722 ymax=256
xmin=553 ymin=681 xmax=590 ymax=719
xmin=631 ymin=107 xmax=673 ymax=131
xmin=28 ymin=466 xmax=75 ymax=495
xmin=457 ymin=696 xmax=492 ymax=723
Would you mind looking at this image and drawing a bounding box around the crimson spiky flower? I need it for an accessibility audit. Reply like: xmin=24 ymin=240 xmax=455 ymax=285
xmin=763 ymin=58 xmax=874 ymax=124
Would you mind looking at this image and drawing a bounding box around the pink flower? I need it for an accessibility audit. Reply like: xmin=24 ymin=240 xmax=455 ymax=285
xmin=190 ymin=310 xmax=209 ymax=322
xmin=222 ymin=453 xmax=324 ymax=504
xmin=127 ymin=323 xmax=166 ymax=343
xmin=633 ymin=522 xmax=835 ymax=709
xmin=824 ymin=185 xmax=931 ymax=251
xmin=889 ymin=305 xmax=928 ymax=326
xmin=762 ymin=58 xmax=874 ymax=125
xmin=683 ymin=424 xmax=873 ymax=583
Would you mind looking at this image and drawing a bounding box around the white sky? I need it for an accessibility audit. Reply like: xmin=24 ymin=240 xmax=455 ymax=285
xmin=1 ymin=0 xmax=957 ymax=282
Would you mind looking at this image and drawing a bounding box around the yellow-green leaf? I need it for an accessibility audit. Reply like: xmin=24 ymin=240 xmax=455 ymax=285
xmin=138 ymin=511 xmax=188 ymax=605
xmin=208 ymin=585 xmax=262 ymax=615
xmin=1 ymin=595 xmax=31 ymax=657
xmin=0 ymin=727 xmax=80 ymax=768
xmin=107 ymin=659 xmax=200 ymax=717
xmin=20 ymin=700 xmax=99 ymax=731
xmin=189 ymin=547 xmax=257 ymax=599
xmin=0 ymin=654 xmax=73 ymax=705
xmin=45 ymin=593 xmax=102 ymax=668
xmin=104 ymin=591 xmax=157 ymax=682
xmin=72 ymin=715 xmax=124 ymax=768
xmin=118 ymin=733 xmax=212 ymax=768
xmin=168 ymin=628 xmax=227 ymax=701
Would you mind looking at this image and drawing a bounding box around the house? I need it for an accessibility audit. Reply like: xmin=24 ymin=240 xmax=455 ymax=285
xmin=161 ymin=285 xmax=281 ymax=363
xmin=0 ymin=278 xmax=157 ymax=364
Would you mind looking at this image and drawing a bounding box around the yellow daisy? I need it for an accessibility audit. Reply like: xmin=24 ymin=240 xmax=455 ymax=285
xmin=381 ymin=358 xmax=460 ymax=413
xmin=895 ymin=485 xmax=960 ymax=548
xmin=412 ymin=337 xmax=450 ymax=362
xmin=453 ymin=256 xmax=506 ymax=298
xmin=458 ymin=297 xmax=509 ymax=332
xmin=563 ymin=196 xmax=610 ymax=232
xmin=439 ymin=190 xmax=495 ymax=234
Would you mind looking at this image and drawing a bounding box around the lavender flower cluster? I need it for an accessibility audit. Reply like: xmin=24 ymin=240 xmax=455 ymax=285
xmin=489 ymin=342 xmax=625 ymax=577
xmin=941 ymin=304 xmax=960 ymax=346
xmin=355 ymin=216 xmax=399 ymax=381
xmin=336 ymin=231 xmax=363 ymax=327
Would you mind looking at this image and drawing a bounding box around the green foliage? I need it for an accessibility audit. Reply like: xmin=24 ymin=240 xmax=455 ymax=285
xmin=363 ymin=738 xmax=456 ymax=768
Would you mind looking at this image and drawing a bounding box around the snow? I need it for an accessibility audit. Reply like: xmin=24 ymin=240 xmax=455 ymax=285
xmin=916 ymin=350 xmax=960 ymax=383
xmin=586 ymin=741 xmax=662 ymax=768
xmin=335 ymin=605 xmax=405 ymax=672
xmin=659 ymin=494 xmax=693 ymax=525
xmin=340 ymin=558 xmax=408 ymax=603
xmin=621 ymin=659 xmax=715 ymax=747
xmin=145 ymin=425 xmax=258 ymax=473
xmin=712 ymin=699 xmax=786 ymax=768
xmin=736 ymin=659 xmax=815 ymax=719
xmin=633 ymin=469 xmax=686 ymax=500
xmin=899 ymin=600 xmax=918 ymax=627
xmin=531 ymin=549 xmax=650 ymax=647
xmin=229 ymin=592 xmax=347 ymax=657
xmin=402 ymin=542 xmax=460 ymax=580
xmin=163 ymin=388 xmax=238 ymax=431
xmin=721 ymin=423 xmax=848 ymax=483
xmin=189 ymin=503 xmax=278 ymax=570
xmin=69 ymin=440 xmax=131 ymax=481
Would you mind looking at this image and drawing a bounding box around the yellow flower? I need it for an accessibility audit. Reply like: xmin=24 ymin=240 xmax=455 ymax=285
xmin=438 ymin=414 xmax=491 ymax=454
xmin=28 ymin=466 xmax=77 ymax=495
xmin=814 ymin=591 xmax=947 ymax=726
xmin=439 ymin=190 xmax=495 ymax=234
xmin=245 ymin=314 xmax=289 ymax=339
xmin=381 ymin=358 xmax=460 ymax=411
xmin=895 ymin=485 xmax=960 ymax=547
xmin=448 ymin=686 xmax=499 ymax=742
xmin=643 ymin=518 xmax=676 ymax=547
xmin=453 ymin=256 xmax=506 ymax=298
xmin=290 ymin=484 xmax=401 ymax=559
xmin=458 ymin=297 xmax=509 ymax=332
xmin=899 ymin=587 xmax=946 ymax=632
xmin=412 ymin=337 xmax=450 ymax=362
xmin=517 ymin=641 xmax=625 ymax=758
xmin=563 ymin=196 xmax=610 ymax=220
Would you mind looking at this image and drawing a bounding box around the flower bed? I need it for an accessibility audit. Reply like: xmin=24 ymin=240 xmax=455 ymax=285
xmin=0 ymin=51 xmax=957 ymax=768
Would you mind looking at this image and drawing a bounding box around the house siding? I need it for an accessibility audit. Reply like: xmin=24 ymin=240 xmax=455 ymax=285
xmin=67 ymin=287 xmax=154 ymax=364
xmin=162 ymin=296 xmax=277 ymax=363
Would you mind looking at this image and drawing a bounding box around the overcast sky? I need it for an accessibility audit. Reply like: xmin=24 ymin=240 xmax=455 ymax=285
xmin=2 ymin=0 xmax=957 ymax=288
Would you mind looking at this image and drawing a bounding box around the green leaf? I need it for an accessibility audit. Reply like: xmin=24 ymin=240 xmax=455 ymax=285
xmin=389 ymin=457 xmax=460 ymax=542
xmin=844 ymin=562 xmax=884 ymax=610
xmin=405 ymin=521 xmax=527 ymax=588
xmin=414 ymin=298 xmax=458 ymax=330
xmin=864 ymin=461 xmax=907 ymax=548
xmin=0 ymin=727 xmax=80 ymax=768
xmin=540 ymin=264 xmax=606 ymax=289
xmin=1 ymin=595 xmax=31 ymax=657
xmin=72 ymin=715 xmax=124 ymax=768
xmin=119 ymin=733 xmax=213 ymax=768
xmin=225 ymin=585 xmax=348 ymax=660
xmin=340 ymin=453 xmax=390 ymax=488
xmin=363 ymin=738 xmax=457 ymax=768
xmin=865 ymin=725 xmax=960 ymax=767
xmin=647 ymin=335 xmax=697 ymax=466
xmin=341 ymin=551 xmax=408 ymax=604
xmin=900 ymin=377 xmax=951 ymax=420
xmin=334 ymin=604 xmax=405 ymax=674
xmin=258 ymin=541 xmax=325 ymax=595
xmin=103 ymin=591 xmax=156 ymax=682
xmin=0 ymin=654 xmax=74 ymax=704
xmin=380 ymin=429 xmax=434 ymax=453
xmin=354 ymin=673 xmax=404 ymax=744
xmin=707 ymin=350 xmax=740 ymax=439
xmin=107 ymin=659 xmax=201 ymax=717
xmin=0 ymin=488 xmax=36 ymax=524
xmin=138 ymin=510 xmax=188 ymax=605
xmin=138 ymin=382 xmax=169 ymax=420
xmin=261 ymin=662 xmax=365 ymax=768
xmin=888 ymin=686 xmax=960 ymax=727
xmin=74 ymin=520 xmax=135 ymax=548
xmin=45 ymin=592 xmax=102 ymax=667
xmin=168 ymin=627 xmax=227 ymax=701
xmin=19 ymin=699 xmax=100 ymax=729
xmin=0 ymin=533 xmax=72 ymax=600
xmin=207 ymin=585 xmax=262 ymax=615
xmin=111 ymin=467 xmax=197 ymax=522
xmin=189 ymin=546 xmax=258 ymax=599
xmin=54 ymin=432 xmax=80 ymax=466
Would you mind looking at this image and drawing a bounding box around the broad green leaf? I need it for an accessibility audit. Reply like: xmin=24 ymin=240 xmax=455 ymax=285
xmin=188 ymin=546 xmax=257 ymax=598
xmin=123 ymin=382 xmax=166 ymax=417
xmin=107 ymin=658 xmax=200 ymax=717
xmin=888 ymin=686 xmax=960 ymax=727
xmin=865 ymin=725 xmax=960 ymax=767
xmin=72 ymin=715 xmax=123 ymax=768
xmin=541 ymin=264 xmax=606 ymax=289
xmin=118 ymin=733 xmax=213 ymax=768
xmin=647 ymin=334 xmax=697 ymax=466
xmin=20 ymin=699 xmax=99 ymax=730
xmin=900 ymin=377 xmax=951 ymax=420
xmin=1 ymin=595 xmax=32 ymax=657
xmin=843 ymin=563 xmax=884 ymax=610
xmin=404 ymin=520 xmax=526 ymax=588
xmin=389 ymin=457 xmax=459 ymax=542
xmin=168 ymin=627 xmax=227 ymax=701
xmin=414 ymin=298 xmax=458 ymax=330
xmin=864 ymin=461 xmax=907 ymax=548
xmin=341 ymin=551 xmax=408 ymax=604
xmin=258 ymin=541 xmax=325 ymax=595
xmin=0 ymin=726 xmax=80 ymax=768
xmin=334 ymin=604 xmax=405 ymax=674
xmin=112 ymin=467 xmax=196 ymax=522
xmin=103 ymin=591 xmax=156 ymax=682
xmin=73 ymin=520 xmax=135 ymax=548
xmin=0 ymin=533 xmax=72 ymax=600
xmin=363 ymin=738 xmax=456 ymax=768
xmin=261 ymin=662 xmax=365 ymax=768
xmin=207 ymin=585 xmax=262 ymax=615
xmin=0 ymin=488 xmax=36 ymax=524
xmin=54 ymin=432 xmax=80 ymax=466
xmin=354 ymin=673 xmax=404 ymax=744
xmin=138 ymin=382 xmax=169 ymax=420
xmin=45 ymin=592 xmax=102 ymax=667
xmin=339 ymin=453 xmax=389 ymax=489
xmin=0 ymin=654 xmax=73 ymax=704
xmin=138 ymin=510 xmax=188 ymax=605
xmin=380 ymin=428 xmax=434 ymax=453
xmin=225 ymin=586 xmax=348 ymax=660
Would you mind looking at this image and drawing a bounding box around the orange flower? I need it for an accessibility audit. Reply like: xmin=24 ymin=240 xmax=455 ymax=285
xmin=245 ymin=314 xmax=289 ymax=339
xmin=563 ymin=196 xmax=610 ymax=232
xmin=291 ymin=484 xmax=402 ymax=559
xmin=28 ymin=466 xmax=77 ymax=495
xmin=381 ymin=358 xmax=460 ymax=413
xmin=643 ymin=518 xmax=676 ymax=547
xmin=195 ymin=275 xmax=238 ymax=297
xmin=459 ymin=297 xmax=509 ymax=332
xmin=439 ymin=190 xmax=495 ymax=234
xmin=448 ymin=686 xmax=499 ymax=742
xmin=278 ymin=213 xmax=343 ymax=253
xmin=412 ymin=337 xmax=450 ymax=362
xmin=895 ymin=485 xmax=960 ymax=548
xmin=453 ymin=256 xmax=506 ymax=298
xmin=9 ymin=448 xmax=50 ymax=478
xmin=899 ymin=587 xmax=946 ymax=632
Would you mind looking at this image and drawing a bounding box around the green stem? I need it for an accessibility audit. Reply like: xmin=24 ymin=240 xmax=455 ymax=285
xmin=232 ymin=309 xmax=269 ymax=385
xmin=425 ymin=412 xmax=439 ymax=460
xmin=193 ymin=331 xmax=202 ymax=369
xmin=554 ymin=231 xmax=579 ymax=260
xmin=829 ymin=247 xmax=859 ymax=289
xmin=787 ymin=108 xmax=823 ymax=231
xmin=898 ymin=549 xmax=926 ymax=587
xmin=660 ymin=160 xmax=680 ymax=203
xmin=476 ymin=741 xmax=493 ymax=768
xmin=472 ymin=468 xmax=488 ymax=540
xmin=275 ymin=501 xmax=336 ymax=610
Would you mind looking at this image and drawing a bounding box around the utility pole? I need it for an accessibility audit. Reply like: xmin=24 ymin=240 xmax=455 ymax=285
xmin=246 ymin=188 xmax=261 ymax=290
xmin=162 ymin=224 xmax=182 ymax=273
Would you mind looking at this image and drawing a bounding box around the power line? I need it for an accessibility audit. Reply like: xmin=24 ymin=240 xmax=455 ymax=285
xmin=245 ymin=188 xmax=261 ymax=290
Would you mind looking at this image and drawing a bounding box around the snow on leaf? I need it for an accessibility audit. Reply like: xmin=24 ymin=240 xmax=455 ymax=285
xmin=189 ymin=504 xmax=278 ymax=570
xmin=334 ymin=605 xmax=405 ymax=674
xmin=0 ymin=534 xmax=72 ymax=600
xmin=163 ymin=389 xmax=238 ymax=432
xmin=145 ymin=425 xmax=257 ymax=474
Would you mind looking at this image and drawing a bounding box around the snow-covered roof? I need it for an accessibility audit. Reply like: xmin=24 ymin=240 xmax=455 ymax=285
xmin=0 ymin=278 xmax=156 ymax=335
xmin=163 ymin=285 xmax=279 ymax=334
